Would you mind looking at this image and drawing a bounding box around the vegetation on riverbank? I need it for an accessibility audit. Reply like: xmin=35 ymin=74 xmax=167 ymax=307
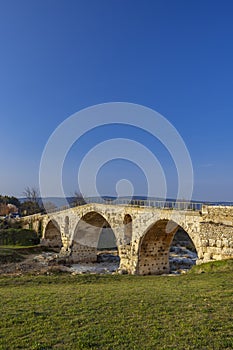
xmin=0 ymin=228 xmax=40 ymax=247
xmin=0 ymin=261 xmax=232 ymax=350
xmin=0 ymin=245 xmax=52 ymax=264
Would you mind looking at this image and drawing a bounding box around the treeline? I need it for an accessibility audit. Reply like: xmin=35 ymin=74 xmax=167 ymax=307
xmin=0 ymin=188 xmax=46 ymax=246
xmin=0 ymin=195 xmax=20 ymax=208
xmin=0 ymin=187 xmax=45 ymax=216
xmin=0 ymin=188 xmax=86 ymax=216
xmin=0 ymin=193 xmax=42 ymax=216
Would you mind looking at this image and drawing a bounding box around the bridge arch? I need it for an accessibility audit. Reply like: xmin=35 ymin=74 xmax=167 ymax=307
xmin=136 ymin=219 xmax=198 ymax=275
xmin=43 ymin=219 xmax=62 ymax=248
xmin=169 ymin=226 xmax=197 ymax=273
xmin=97 ymin=222 xmax=117 ymax=251
xmin=70 ymin=211 xmax=118 ymax=262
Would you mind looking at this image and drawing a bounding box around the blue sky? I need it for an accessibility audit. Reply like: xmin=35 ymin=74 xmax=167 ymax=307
xmin=0 ymin=0 xmax=233 ymax=201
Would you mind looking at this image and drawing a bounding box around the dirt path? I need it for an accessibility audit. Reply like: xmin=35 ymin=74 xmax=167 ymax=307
xmin=0 ymin=253 xmax=50 ymax=276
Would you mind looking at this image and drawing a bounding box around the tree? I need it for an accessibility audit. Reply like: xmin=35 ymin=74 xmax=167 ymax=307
xmin=0 ymin=195 xmax=20 ymax=216
xmin=71 ymin=191 xmax=86 ymax=207
xmin=20 ymin=200 xmax=41 ymax=216
xmin=21 ymin=187 xmax=42 ymax=216
xmin=0 ymin=195 xmax=20 ymax=208
xmin=23 ymin=187 xmax=40 ymax=205
xmin=42 ymin=201 xmax=58 ymax=214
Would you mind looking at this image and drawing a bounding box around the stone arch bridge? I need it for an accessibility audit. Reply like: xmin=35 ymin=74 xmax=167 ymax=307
xmin=21 ymin=203 xmax=233 ymax=275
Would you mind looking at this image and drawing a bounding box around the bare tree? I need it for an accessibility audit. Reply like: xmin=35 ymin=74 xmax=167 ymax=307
xmin=23 ymin=187 xmax=40 ymax=204
xmin=43 ymin=201 xmax=57 ymax=213
xmin=21 ymin=187 xmax=41 ymax=216
xmin=71 ymin=191 xmax=86 ymax=207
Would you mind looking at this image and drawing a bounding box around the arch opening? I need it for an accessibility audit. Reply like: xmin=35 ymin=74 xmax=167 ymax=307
xmin=71 ymin=211 xmax=120 ymax=271
xmin=137 ymin=220 xmax=197 ymax=275
xmin=169 ymin=227 xmax=198 ymax=274
xmin=97 ymin=221 xmax=117 ymax=251
xmin=43 ymin=220 xmax=62 ymax=248
xmin=123 ymin=214 xmax=132 ymax=244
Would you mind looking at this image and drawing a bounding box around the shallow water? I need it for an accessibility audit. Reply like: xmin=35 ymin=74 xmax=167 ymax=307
xmin=71 ymin=247 xmax=198 ymax=275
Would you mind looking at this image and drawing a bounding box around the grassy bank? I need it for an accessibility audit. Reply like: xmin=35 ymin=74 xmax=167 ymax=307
xmin=0 ymin=267 xmax=233 ymax=349
xmin=0 ymin=228 xmax=40 ymax=246
xmin=190 ymin=258 xmax=233 ymax=274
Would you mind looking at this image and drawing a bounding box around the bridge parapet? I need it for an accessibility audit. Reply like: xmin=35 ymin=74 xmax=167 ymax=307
xmin=44 ymin=198 xmax=204 ymax=214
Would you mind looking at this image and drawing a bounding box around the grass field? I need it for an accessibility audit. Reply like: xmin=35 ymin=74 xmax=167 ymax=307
xmin=0 ymin=261 xmax=233 ymax=349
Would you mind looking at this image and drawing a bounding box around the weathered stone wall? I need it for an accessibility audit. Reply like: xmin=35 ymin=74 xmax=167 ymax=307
xmin=68 ymin=242 xmax=97 ymax=263
xmin=202 ymin=205 xmax=233 ymax=225
xmin=136 ymin=220 xmax=178 ymax=275
xmin=21 ymin=213 xmax=44 ymax=231
xmin=118 ymin=244 xmax=132 ymax=272
xmin=41 ymin=220 xmax=62 ymax=248
xmin=198 ymin=206 xmax=233 ymax=263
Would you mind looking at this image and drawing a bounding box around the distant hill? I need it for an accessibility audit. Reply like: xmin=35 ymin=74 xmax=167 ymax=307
xmin=19 ymin=196 xmax=233 ymax=209
xmin=19 ymin=197 xmax=74 ymax=208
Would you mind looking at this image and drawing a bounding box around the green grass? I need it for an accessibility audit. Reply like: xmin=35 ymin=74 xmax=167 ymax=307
xmin=0 ymin=267 xmax=233 ymax=349
xmin=190 ymin=258 xmax=233 ymax=274
xmin=0 ymin=228 xmax=40 ymax=246
xmin=0 ymin=247 xmax=25 ymax=263
xmin=0 ymin=245 xmax=55 ymax=264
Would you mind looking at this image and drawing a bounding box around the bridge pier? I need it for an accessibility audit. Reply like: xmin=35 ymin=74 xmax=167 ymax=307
xmin=118 ymin=244 xmax=133 ymax=273
xmin=68 ymin=243 xmax=97 ymax=263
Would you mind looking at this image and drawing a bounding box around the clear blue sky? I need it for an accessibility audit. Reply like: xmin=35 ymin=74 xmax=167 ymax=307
xmin=0 ymin=0 xmax=233 ymax=201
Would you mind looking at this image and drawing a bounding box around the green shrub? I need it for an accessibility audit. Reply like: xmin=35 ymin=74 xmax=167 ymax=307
xmin=0 ymin=229 xmax=40 ymax=246
xmin=0 ymin=218 xmax=23 ymax=230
